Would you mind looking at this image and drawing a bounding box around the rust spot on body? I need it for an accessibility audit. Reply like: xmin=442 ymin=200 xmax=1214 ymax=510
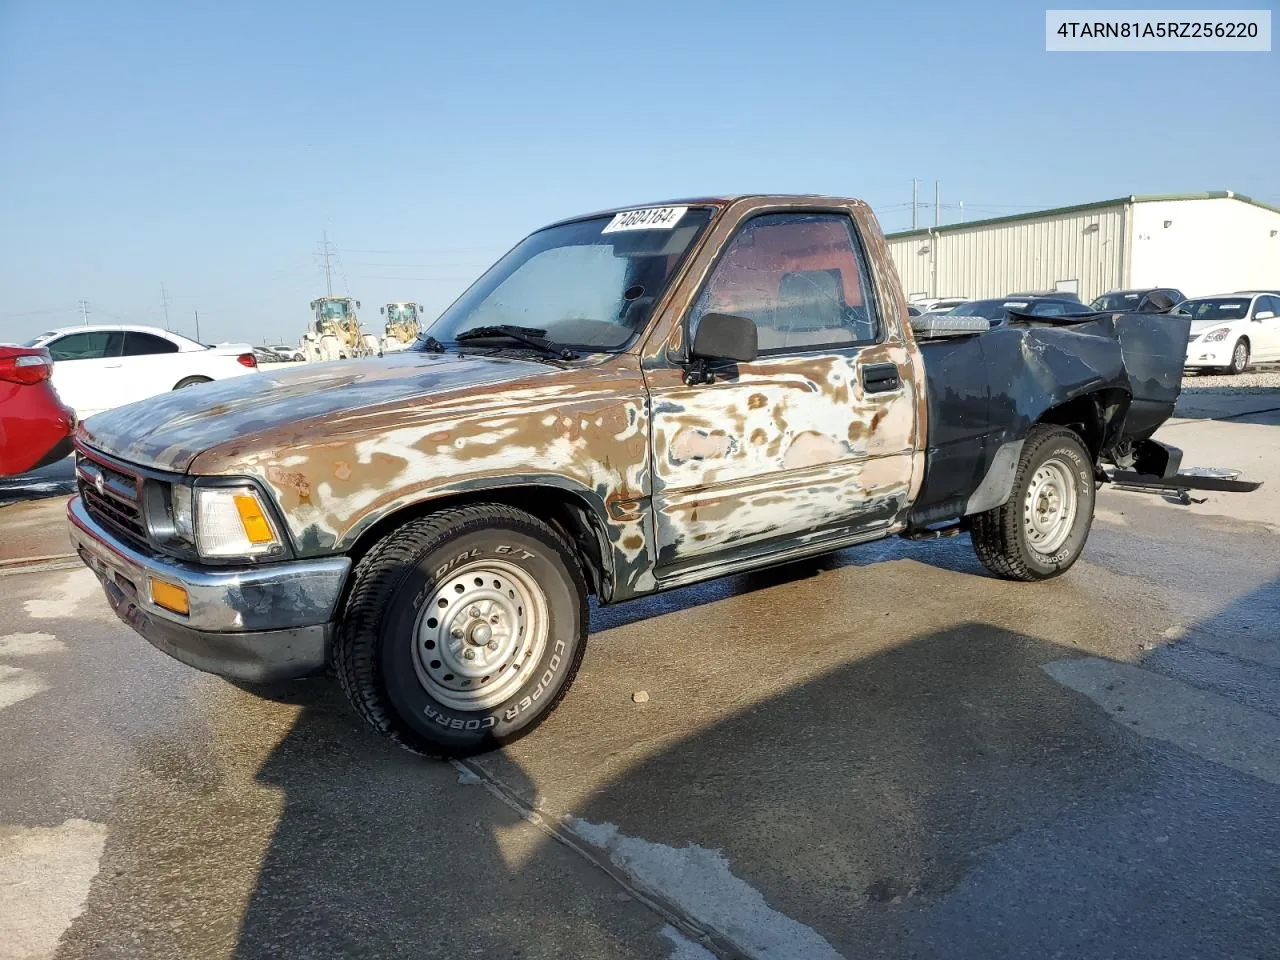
xmin=670 ymin=428 xmax=734 ymax=463
xmin=783 ymin=431 xmax=844 ymax=469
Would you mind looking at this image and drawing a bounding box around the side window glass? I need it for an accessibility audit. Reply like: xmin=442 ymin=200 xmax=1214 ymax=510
xmin=46 ymin=331 xmax=112 ymax=362
xmin=688 ymin=213 xmax=880 ymax=354
xmin=123 ymin=332 xmax=180 ymax=356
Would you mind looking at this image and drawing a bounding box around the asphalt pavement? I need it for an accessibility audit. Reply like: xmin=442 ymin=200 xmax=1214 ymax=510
xmin=0 ymin=393 xmax=1277 ymax=960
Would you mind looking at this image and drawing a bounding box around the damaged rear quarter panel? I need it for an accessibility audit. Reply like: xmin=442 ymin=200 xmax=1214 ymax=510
xmin=909 ymin=317 xmax=1135 ymax=525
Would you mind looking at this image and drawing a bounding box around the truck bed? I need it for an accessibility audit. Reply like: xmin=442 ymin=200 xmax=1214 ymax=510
xmin=908 ymin=311 xmax=1192 ymax=528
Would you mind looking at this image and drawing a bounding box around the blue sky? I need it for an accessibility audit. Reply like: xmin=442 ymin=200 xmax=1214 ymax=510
xmin=1 ymin=0 xmax=1276 ymax=345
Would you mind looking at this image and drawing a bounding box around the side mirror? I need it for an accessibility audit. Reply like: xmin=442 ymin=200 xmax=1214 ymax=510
xmin=1254 ymin=311 xmax=1275 ymax=321
xmin=380 ymin=306 xmax=385 ymax=315
xmin=690 ymin=313 xmax=758 ymax=364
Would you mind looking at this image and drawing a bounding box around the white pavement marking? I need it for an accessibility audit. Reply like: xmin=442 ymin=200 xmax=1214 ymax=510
xmin=0 ymin=633 xmax=65 ymax=657
xmin=662 ymin=925 xmax=718 ymax=960
xmin=1045 ymin=657 xmax=1280 ymax=785
xmin=0 ymin=819 xmax=108 ymax=960
xmin=571 ymin=819 xmax=844 ymax=960
xmin=22 ymin=570 xmax=100 ymax=620
xmin=0 ymin=665 xmax=49 ymax=712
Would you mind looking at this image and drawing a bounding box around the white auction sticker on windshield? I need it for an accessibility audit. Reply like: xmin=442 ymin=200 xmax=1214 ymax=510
xmin=601 ymin=206 xmax=688 ymax=233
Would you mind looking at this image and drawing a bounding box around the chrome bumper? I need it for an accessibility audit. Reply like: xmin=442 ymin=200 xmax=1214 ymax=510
xmin=67 ymin=496 xmax=350 ymax=683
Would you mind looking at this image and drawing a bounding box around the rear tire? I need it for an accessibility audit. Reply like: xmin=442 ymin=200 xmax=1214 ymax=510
xmin=334 ymin=504 xmax=589 ymax=756
xmin=970 ymin=425 xmax=1095 ymax=581
xmin=1227 ymin=338 xmax=1249 ymax=375
xmin=173 ymin=376 xmax=212 ymax=389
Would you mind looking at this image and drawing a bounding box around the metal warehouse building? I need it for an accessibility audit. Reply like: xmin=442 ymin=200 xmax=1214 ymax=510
xmin=885 ymin=191 xmax=1280 ymax=305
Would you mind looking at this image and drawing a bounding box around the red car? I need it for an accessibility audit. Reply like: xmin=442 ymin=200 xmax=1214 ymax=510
xmin=0 ymin=344 xmax=75 ymax=477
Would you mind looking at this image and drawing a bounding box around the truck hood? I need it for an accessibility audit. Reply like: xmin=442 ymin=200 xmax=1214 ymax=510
xmin=78 ymin=351 xmax=554 ymax=473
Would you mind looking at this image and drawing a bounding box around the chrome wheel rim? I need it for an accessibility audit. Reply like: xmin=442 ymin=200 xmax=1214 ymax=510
xmin=1233 ymin=343 xmax=1247 ymax=369
xmin=1023 ymin=456 xmax=1078 ymax=554
xmin=412 ymin=559 xmax=549 ymax=711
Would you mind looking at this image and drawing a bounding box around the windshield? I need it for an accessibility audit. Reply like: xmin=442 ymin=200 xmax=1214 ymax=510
xmin=387 ymin=304 xmax=417 ymax=322
xmin=1172 ymin=298 xmax=1250 ymax=321
xmin=948 ymin=299 xmax=1012 ymax=321
xmin=22 ymin=332 xmax=55 ymax=347
xmin=425 ymin=208 xmax=714 ymax=351
xmin=1091 ymin=292 xmax=1143 ymax=311
xmin=318 ymin=301 xmax=351 ymax=320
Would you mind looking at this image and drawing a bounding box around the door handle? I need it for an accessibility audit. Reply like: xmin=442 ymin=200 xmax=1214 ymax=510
xmin=861 ymin=362 xmax=901 ymax=393
xmin=104 ymin=363 xmax=123 ymax=368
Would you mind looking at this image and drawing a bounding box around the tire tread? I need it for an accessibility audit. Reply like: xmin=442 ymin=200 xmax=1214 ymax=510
xmin=333 ymin=503 xmax=588 ymax=757
xmin=971 ymin=425 xmax=1089 ymax=582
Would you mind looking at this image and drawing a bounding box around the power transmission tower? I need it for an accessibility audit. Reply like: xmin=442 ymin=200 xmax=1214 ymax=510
xmin=161 ymin=283 xmax=172 ymax=331
xmin=935 ymin=181 xmax=940 ymax=227
xmin=912 ymin=179 xmax=918 ymax=230
xmin=78 ymin=299 xmax=89 ymax=325
xmin=317 ymin=231 xmax=335 ymax=296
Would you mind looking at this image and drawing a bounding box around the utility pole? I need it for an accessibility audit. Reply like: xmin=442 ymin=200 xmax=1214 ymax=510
xmin=912 ymin=179 xmax=919 ymax=230
xmin=78 ymin=299 xmax=89 ymax=325
xmin=318 ymin=231 xmax=335 ymax=296
xmin=193 ymin=308 xmax=200 ymax=342
xmin=934 ymin=181 xmax=940 ymax=227
xmin=959 ymin=201 xmax=965 ymax=223
xmin=161 ymin=283 xmax=172 ymax=331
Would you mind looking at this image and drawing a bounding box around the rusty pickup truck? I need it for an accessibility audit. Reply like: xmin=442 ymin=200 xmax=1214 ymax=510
xmin=67 ymin=196 xmax=1189 ymax=755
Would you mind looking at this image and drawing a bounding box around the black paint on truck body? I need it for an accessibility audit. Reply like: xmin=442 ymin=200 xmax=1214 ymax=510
xmin=908 ymin=310 xmax=1191 ymax=529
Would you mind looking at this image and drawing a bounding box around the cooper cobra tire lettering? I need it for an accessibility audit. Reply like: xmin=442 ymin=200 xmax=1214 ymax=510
xmin=335 ymin=504 xmax=589 ymax=757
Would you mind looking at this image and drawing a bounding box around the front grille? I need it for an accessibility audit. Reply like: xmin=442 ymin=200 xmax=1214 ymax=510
xmin=77 ymin=451 xmax=148 ymax=546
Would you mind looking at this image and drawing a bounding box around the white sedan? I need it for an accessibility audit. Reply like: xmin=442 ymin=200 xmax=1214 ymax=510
xmin=23 ymin=325 xmax=258 ymax=418
xmin=1177 ymin=292 xmax=1280 ymax=374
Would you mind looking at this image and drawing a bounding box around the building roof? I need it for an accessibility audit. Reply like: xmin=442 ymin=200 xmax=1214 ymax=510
xmin=885 ymin=190 xmax=1280 ymax=241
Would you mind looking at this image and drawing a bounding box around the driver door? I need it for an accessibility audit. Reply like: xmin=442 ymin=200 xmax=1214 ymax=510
xmin=644 ymin=211 xmax=919 ymax=576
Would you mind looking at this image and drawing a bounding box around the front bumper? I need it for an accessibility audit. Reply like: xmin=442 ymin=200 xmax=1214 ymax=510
xmin=67 ymin=496 xmax=350 ymax=683
xmin=1184 ymin=339 xmax=1233 ymax=368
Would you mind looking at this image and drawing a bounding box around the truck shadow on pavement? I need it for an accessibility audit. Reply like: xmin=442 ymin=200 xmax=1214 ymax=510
xmin=219 ymin=597 xmax=1278 ymax=959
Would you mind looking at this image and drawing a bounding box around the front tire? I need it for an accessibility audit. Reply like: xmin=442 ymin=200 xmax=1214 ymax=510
xmin=173 ymin=376 xmax=213 ymax=389
xmin=970 ymin=425 xmax=1095 ymax=581
xmin=1227 ymin=338 xmax=1249 ymax=375
xmin=335 ymin=504 xmax=588 ymax=756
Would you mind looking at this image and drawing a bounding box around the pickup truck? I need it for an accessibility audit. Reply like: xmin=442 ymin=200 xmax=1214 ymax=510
xmin=67 ymin=195 xmax=1189 ymax=756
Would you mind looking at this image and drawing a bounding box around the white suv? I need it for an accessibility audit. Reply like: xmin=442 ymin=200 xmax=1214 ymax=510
xmin=1178 ymin=292 xmax=1280 ymax=375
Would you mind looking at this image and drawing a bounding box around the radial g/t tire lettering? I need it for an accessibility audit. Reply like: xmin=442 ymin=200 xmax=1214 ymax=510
xmin=334 ymin=504 xmax=589 ymax=757
xmin=970 ymin=425 xmax=1095 ymax=582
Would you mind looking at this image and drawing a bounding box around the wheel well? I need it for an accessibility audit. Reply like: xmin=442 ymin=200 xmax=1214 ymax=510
xmin=344 ymin=487 xmax=612 ymax=598
xmin=1036 ymin=389 xmax=1129 ymax=459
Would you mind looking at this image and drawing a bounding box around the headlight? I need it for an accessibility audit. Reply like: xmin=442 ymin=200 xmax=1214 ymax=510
xmin=1202 ymin=327 xmax=1231 ymax=342
xmin=194 ymin=486 xmax=283 ymax=558
xmin=171 ymin=484 xmax=194 ymax=542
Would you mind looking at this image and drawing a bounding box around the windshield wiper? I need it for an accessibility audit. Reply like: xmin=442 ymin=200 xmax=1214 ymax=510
xmin=454 ymin=325 xmax=580 ymax=360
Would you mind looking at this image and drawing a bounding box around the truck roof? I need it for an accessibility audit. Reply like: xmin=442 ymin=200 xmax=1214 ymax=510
xmin=542 ymin=195 xmax=870 ymax=230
